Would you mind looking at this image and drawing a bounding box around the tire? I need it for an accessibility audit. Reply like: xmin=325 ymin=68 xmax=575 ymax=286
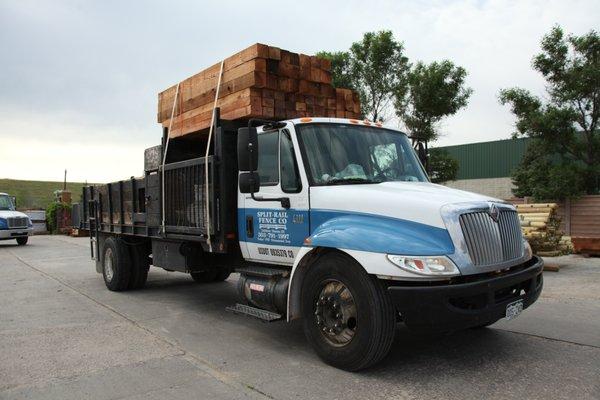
xmin=128 ymin=243 xmax=150 ymax=290
xmin=16 ymin=237 xmax=28 ymax=246
xmin=102 ymin=237 xmax=132 ymax=291
xmin=214 ymin=268 xmax=231 ymax=282
xmin=301 ymin=252 xmax=396 ymax=371
xmin=190 ymin=269 xmax=218 ymax=283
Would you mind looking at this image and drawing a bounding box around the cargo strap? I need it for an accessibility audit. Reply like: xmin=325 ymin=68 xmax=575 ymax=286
xmin=204 ymin=60 xmax=225 ymax=252
xmin=161 ymin=82 xmax=180 ymax=235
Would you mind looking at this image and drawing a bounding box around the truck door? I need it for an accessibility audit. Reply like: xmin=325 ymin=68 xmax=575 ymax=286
xmin=240 ymin=127 xmax=309 ymax=265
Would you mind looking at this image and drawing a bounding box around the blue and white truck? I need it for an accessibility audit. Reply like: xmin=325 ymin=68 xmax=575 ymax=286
xmin=80 ymin=116 xmax=543 ymax=371
xmin=0 ymin=192 xmax=33 ymax=245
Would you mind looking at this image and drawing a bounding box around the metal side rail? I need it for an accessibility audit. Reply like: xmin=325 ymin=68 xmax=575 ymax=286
xmin=226 ymin=303 xmax=283 ymax=322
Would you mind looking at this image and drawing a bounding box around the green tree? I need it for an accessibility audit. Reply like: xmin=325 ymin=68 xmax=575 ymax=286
xmin=500 ymin=26 xmax=600 ymax=197
xmin=395 ymin=60 xmax=472 ymax=142
xmin=315 ymin=51 xmax=354 ymax=89
xmin=349 ymin=31 xmax=410 ymax=121
xmin=428 ymin=149 xmax=459 ymax=183
xmin=512 ymin=140 xmax=585 ymax=200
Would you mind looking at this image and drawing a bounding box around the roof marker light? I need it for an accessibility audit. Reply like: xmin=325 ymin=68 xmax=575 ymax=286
xmin=363 ymin=120 xmax=371 ymax=126
xmin=349 ymin=119 xmax=359 ymax=124
xmin=300 ymin=118 xmax=313 ymax=123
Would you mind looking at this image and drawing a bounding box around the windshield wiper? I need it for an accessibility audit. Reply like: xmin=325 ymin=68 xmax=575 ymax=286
xmin=324 ymin=177 xmax=378 ymax=185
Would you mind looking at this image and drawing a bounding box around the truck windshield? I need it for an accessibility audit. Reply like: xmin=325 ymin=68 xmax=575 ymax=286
xmin=296 ymin=123 xmax=428 ymax=185
xmin=0 ymin=195 xmax=15 ymax=211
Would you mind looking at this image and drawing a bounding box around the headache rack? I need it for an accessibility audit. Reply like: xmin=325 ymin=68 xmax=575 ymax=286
xmin=163 ymin=156 xmax=214 ymax=236
xmin=78 ymin=111 xmax=241 ymax=253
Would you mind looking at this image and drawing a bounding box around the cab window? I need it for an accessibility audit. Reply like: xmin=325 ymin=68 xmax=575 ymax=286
xmin=257 ymin=131 xmax=279 ymax=186
xmin=280 ymin=130 xmax=301 ymax=193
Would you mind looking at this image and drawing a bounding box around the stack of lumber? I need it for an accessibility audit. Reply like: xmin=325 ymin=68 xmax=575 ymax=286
xmin=158 ymin=43 xmax=361 ymax=138
xmin=517 ymin=203 xmax=570 ymax=257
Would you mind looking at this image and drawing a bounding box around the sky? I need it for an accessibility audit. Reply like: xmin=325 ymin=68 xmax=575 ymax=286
xmin=0 ymin=0 xmax=598 ymax=183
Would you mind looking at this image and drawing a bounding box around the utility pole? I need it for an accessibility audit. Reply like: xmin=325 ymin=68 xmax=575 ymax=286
xmin=63 ymin=169 xmax=67 ymax=190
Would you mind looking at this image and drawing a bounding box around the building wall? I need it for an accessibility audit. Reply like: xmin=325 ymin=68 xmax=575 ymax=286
xmin=434 ymin=137 xmax=532 ymax=180
xmin=443 ymin=177 xmax=515 ymax=200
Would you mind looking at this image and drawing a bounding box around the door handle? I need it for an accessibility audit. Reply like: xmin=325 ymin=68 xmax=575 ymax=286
xmin=246 ymin=216 xmax=254 ymax=238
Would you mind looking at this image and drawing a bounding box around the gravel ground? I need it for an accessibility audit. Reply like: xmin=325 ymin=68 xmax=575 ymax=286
xmin=1 ymin=236 xmax=599 ymax=400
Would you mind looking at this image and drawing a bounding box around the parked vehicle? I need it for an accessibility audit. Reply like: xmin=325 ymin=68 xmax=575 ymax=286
xmin=0 ymin=193 xmax=33 ymax=245
xmin=79 ymin=116 xmax=543 ymax=370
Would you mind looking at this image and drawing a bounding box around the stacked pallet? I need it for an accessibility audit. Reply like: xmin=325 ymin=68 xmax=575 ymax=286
xmin=158 ymin=43 xmax=361 ymax=138
xmin=517 ymin=203 xmax=570 ymax=256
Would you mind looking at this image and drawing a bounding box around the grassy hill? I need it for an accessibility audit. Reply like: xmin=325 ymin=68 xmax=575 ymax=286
xmin=0 ymin=179 xmax=94 ymax=210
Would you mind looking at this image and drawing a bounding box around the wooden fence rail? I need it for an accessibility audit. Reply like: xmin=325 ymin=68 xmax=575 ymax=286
xmin=508 ymin=195 xmax=600 ymax=238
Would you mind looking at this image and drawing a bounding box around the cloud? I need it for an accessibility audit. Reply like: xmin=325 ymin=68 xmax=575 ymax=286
xmin=0 ymin=0 xmax=598 ymax=181
xmin=0 ymin=108 xmax=155 ymax=182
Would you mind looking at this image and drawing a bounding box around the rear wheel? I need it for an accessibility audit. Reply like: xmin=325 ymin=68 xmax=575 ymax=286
xmin=16 ymin=237 xmax=28 ymax=246
xmin=102 ymin=237 xmax=132 ymax=291
xmin=214 ymin=268 xmax=231 ymax=282
xmin=191 ymin=267 xmax=231 ymax=283
xmin=190 ymin=269 xmax=218 ymax=283
xmin=301 ymin=252 xmax=396 ymax=371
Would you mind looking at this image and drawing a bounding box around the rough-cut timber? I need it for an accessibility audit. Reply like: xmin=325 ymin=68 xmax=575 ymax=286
xmin=158 ymin=43 xmax=361 ymax=138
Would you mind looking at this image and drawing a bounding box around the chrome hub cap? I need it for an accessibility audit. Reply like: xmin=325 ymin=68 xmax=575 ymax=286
xmin=104 ymin=248 xmax=114 ymax=282
xmin=314 ymin=280 xmax=357 ymax=346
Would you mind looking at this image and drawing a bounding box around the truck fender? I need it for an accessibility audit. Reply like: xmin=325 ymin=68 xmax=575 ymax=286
xmin=286 ymin=214 xmax=455 ymax=321
xmin=287 ymin=246 xmax=333 ymax=322
xmin=287 ymin=246 xmax=370 ymax=322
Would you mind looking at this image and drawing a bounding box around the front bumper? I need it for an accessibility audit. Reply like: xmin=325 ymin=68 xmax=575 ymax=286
xmin=388 ymin=255 xmax=544 ymax=332
xmin=0 ymin=228 xmax=33 ymax=240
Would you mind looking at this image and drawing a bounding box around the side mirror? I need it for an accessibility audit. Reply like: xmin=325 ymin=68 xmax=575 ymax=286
xmin=237 ymin=127 xmax=258 ymax=171
xmin=239 ymin=172 xmax=260 ymax=194
xmin=10 ymin=196 xmax=16 ymax=208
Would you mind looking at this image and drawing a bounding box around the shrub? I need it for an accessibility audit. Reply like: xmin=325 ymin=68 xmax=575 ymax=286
xmin=46 ymin=202 xmax=72 ymax=233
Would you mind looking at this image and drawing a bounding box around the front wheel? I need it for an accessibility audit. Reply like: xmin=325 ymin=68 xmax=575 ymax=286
xmin=16 ymin=237 xmax=28 ymax=246
xmin=301 ymin=252 xmax=396 ymax=371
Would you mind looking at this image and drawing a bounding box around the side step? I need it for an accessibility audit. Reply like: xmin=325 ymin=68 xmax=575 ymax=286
xmin=235 ymin=266 xmax=288 ymax=278
xmin=226 ymin=303 xmax=283 ymax=322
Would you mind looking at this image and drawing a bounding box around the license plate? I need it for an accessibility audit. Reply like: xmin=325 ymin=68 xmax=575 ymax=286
xmin=505 ymin=299 xmax=524 ymax=320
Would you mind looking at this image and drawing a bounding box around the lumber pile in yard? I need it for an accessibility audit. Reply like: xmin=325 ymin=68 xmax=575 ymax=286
xmin=517 ymin=203 xmax=572 ymax=258
xmin=158 ymin=43 xmax=361 ymax=138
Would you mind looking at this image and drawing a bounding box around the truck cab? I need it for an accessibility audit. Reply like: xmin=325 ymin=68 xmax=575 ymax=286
xmin=81 ymin=117 xmax=543 ymax=371
xmin=0 ymin=193 xmax=33 ymax=245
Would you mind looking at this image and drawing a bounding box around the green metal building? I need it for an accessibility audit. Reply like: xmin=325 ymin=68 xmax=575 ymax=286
xmin=434 ymin=137 xmax=532 ymax=199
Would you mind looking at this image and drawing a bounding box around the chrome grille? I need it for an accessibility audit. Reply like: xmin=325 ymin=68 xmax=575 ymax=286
xmin=459 ymin=210 xmax=523 ymax=266
xmin=8 ymin=217 xmax=28 ymax=229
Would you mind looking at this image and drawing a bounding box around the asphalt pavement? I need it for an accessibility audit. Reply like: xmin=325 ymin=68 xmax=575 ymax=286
xmin=1 ymin=236 xmax=599 ymax=400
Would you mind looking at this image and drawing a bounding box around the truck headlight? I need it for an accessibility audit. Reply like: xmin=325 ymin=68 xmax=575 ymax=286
xmin=386 ymin=255 xmax=460 ymax=277
xmin=0 ymin=218 xmax=7 ymax=230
